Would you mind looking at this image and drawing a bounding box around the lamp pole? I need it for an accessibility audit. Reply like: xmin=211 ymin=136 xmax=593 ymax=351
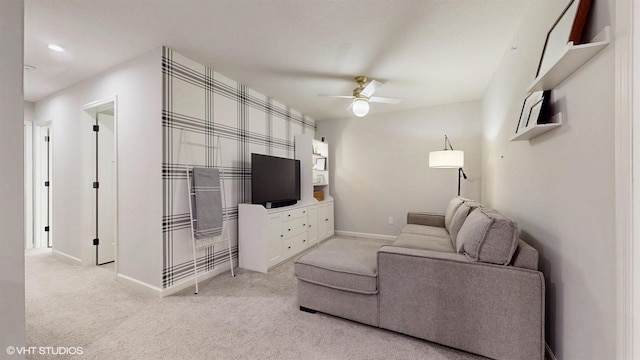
xmin=458 ymin=168 xmax=467 ymax=196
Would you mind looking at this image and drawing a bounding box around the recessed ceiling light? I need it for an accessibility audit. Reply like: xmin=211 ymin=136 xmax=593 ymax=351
xmin=48 ymin=44 xmax=65 ymax=52
xmin=24 ymin=65 xmax=37 ymax=72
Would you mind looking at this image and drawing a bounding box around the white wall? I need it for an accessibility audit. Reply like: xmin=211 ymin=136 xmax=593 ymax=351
xmin=316 ymin=101 xmax=482 ymax=237
xmin=481 ymin=0 xmax=615 ymax=358
xmin=0 ymin=0 xmax=25 ymax=355
xmin=35 ymin=48 xmax=163 ymax=288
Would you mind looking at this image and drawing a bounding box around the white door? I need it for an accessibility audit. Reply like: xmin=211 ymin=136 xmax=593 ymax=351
xmin=84 ymin=98 xmax=118 ymax=267
xmin=96 ymin=112 xmax=116 ymax=264
xmin=34 ymin=124 xmax=52 ymax=249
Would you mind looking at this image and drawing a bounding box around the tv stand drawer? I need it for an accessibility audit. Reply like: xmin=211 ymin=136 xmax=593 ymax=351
xmin=283 ymin=232 xmax=308 ymax=255
xmin=283 ymin=207 xmax=308 ymax=220
xmin=283 ymin=216 xmax=308 ymax=238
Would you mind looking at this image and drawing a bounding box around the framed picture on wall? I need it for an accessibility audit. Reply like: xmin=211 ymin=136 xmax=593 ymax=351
xmin=516 ymin=90 xmax=551 ymax=133
xmin=315 ymin=157 xmax=326 ymax=171
xmin=536 ymin=0 xmax=592 ymax=77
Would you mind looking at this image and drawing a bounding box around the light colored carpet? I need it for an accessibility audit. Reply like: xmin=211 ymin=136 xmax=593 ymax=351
xmin=25 ymin=238 xmax=487 ymax=360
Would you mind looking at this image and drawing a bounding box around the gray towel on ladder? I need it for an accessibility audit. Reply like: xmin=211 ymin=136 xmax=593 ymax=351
xmin=192 ymin=167 xmax=223 ymax=248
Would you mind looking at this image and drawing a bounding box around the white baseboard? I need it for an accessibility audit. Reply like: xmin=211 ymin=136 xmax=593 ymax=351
xmin=545 ymin=342 xmax=557 ymax=360
xmin=116 ymin=273 xmax=163 ymax=297
xmin=116 ymin=261 xmax=235 ymax=298
xmin=52 ymin=249 xmax=82 ymax=265
xmin=334 ymin=230 xmax=396 ymax=241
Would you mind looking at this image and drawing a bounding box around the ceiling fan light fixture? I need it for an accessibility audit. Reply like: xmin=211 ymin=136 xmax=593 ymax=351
xmin=352 ymin=98 xmax=369 ymax=117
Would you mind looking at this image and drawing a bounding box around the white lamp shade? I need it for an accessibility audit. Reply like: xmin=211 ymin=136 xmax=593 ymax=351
xmin=429 ymin=150 xmax=464 ymax=168
xmin=352 ymin=99 xmax=369 ymax=117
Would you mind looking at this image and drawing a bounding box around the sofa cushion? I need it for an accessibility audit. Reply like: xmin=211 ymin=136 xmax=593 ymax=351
xmin=407 ymin=212 xmax=446 ymax=228
xmin=294 ymin=238 xmax=385 ymax=294
xmin=444 ymin=197 xmax=465 ymax=233
xmin=401 ymin=224 xmax=449 ymax=238
xmin=510 ymin=239 xmax=539 ymax=270
xmin=460 ymin=208 xmax=519 ymax=265
xmin=449 ymin=201 xmax=480 ymax=250
xmin=393 ymin=233 xmax=455 ymax=253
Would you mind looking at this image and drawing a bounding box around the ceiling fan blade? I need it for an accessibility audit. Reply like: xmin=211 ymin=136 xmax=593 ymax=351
xmin=369 ymin=96 xmax=402 ymax=104
xmin=360 ymin=79 xmax=384 ymax=98
xmin=319 ymin=95 xmax=354 ymax=99
xmin=346 ymin=102 xmax=353 ymax=112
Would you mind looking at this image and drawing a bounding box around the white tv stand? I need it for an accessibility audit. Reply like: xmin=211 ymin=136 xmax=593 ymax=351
xmin=238 ymin=199 xmax=334 ymax=273
xmin=239 ymin=134 xmax=335 ymax=273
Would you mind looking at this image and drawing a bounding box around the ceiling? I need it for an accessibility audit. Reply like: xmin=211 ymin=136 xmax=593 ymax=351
xmin=24 ymin=0 xmax=530 ymax=121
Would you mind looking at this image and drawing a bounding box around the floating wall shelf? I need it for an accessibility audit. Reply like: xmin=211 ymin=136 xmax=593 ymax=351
xmin=528 ymin=26 xmax=611 ymax=92
xmin=511 ymin=113 xmax=563 ymax=142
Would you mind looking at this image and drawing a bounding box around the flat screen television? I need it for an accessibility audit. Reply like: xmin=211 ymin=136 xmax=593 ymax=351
xmin=251 ymin=153 xmax=301 ymax=208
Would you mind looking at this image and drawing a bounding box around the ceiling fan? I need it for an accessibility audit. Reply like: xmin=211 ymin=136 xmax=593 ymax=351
xmin=322 ymin=76 xmax=402 ymax=117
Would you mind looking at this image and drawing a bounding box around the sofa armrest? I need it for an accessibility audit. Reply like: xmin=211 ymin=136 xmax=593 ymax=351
xmin=406 ymin=212 xmax=445 ymax=228
xmin=377 ymin=246 xmax=545 ymax=360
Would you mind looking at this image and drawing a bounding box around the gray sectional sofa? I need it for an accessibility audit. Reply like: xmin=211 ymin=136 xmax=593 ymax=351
xmin=294 ymin=197 xmax=545 ymax=360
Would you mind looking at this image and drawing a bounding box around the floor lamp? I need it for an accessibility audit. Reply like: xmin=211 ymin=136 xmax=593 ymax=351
xmin=429 ymin=135 xmax=467 ymax=196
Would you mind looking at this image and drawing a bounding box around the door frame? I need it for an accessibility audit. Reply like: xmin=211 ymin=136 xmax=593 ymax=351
xmin=24 ymin=120 xmax=33 ymax=249
xmin=615 ymin=0 xmax=638 ymax=358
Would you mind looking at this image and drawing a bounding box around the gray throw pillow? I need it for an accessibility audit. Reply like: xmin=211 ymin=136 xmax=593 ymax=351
xmin=460 ymin=208 xmax=519 ymax=265
xmin=449 ymin=201 xmax=480 ymax=249
xmin=444 ymin=197 xmax=465 ymax=233
xmin=449 ymin=200 xmax=480 ymax=254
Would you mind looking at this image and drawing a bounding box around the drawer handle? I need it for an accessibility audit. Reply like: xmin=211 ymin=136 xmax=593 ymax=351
xmin=288 ymin=214 xmax=291 ymax=217
xmin=303 ymin=239 xmax=306 ymax=242
xmin=280 ymin=235 xmax=283 ymax=238
xmin=303 ymin=224 xmax=306 ymax=227
xmin=308 ymin=225 xmax=312 ymax=227
xmin=288 ymin=246 xmax=291 ymax=249
xmin=288 ymin=228 xmax=291 ymax=232
xmin=303 ymin=211 xmax=306 ymax=214
xmin=325 ymin=219 xmax=329 ymax=221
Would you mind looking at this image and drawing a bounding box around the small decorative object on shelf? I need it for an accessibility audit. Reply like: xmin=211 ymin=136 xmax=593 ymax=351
xmin=313 ymin=174 xmax=327 ymax=185
xmin=313 ymin=190 xmax=324 ymax=202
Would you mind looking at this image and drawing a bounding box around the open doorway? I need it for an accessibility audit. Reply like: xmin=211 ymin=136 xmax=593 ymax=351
xmin=83 ymin=98 xmax=117 ymax=267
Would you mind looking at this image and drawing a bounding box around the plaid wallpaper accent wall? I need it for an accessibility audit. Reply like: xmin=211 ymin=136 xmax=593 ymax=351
xmin=161 ymin=47 xmax=315 ymax=288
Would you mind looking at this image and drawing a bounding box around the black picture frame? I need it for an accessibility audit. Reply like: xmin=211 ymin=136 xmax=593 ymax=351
xmin=516 ymin=90 xmax=551 ymax=134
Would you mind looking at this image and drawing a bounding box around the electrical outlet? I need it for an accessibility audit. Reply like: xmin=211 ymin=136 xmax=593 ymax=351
xmin=388 ymin=217 xmax=394 ymax=225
